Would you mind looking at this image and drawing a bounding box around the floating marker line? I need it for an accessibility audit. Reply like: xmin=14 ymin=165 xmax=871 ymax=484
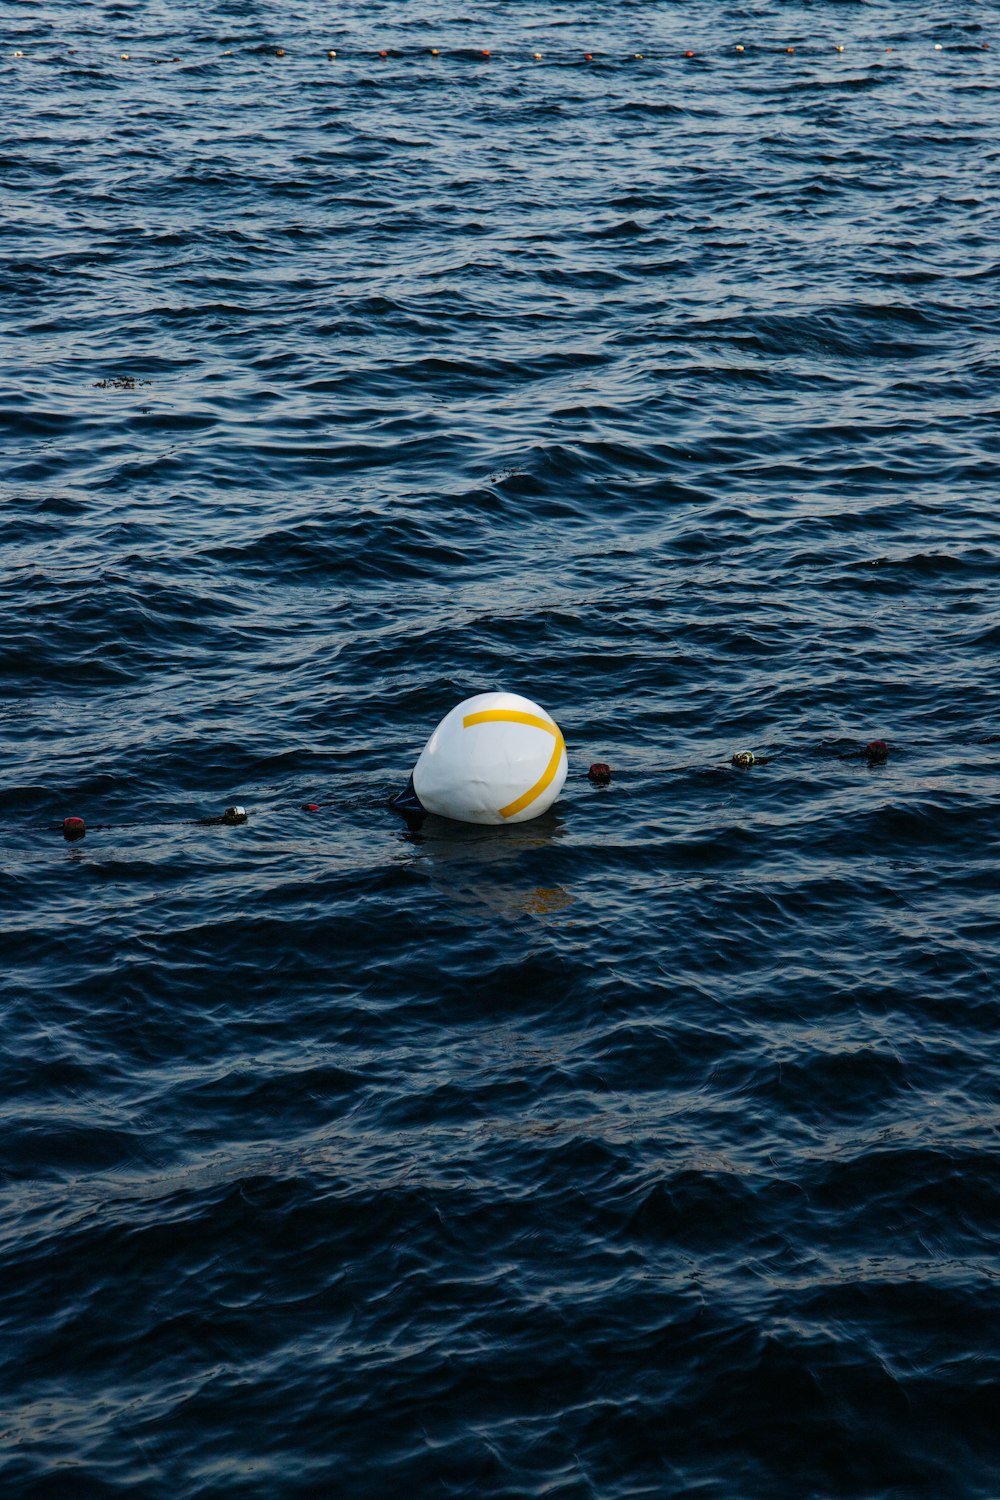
xmin=4 ymin=731 xmax=999 ymax=844
xmin=7 ymin=41 xmax=992 ymax=68
xmin=40 ymin=807 xmax=250 ymax=842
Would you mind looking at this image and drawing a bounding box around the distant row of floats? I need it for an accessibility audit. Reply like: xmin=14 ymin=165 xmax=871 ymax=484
xmin=9 ymin=41 xmax=993 ymax=66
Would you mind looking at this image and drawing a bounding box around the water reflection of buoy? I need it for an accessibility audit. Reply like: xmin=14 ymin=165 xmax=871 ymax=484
xmin=395 ymin=692 xmax=567 ymax=825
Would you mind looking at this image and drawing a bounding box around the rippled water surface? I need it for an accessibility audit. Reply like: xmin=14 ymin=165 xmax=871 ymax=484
xmin=3 ymin=2 xmax=1000 ymax=1495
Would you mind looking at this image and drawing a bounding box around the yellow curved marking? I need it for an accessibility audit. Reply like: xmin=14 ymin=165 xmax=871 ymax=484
xmin=462 ymin=709 xmax=566 ymax=819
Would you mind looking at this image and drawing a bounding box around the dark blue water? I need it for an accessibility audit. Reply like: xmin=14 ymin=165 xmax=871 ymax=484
xmin=3 ymin=2 xmax=1000 ymax=1494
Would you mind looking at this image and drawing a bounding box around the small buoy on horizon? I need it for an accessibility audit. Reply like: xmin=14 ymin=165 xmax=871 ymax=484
xmin=328 ymin=50 xmax=337 ymax=58
xmin=275 ymin=48 xmax=285 ymax=57
xmin=865 ymin=740 xmax=889 ymax=764
xmin=588 ymin=762 xmax=612 ymax=785
xmin=63 ymin=816 xmax=86 ymax=841
xmin=302 ymin=803 xmax=321 ymax=812
xmin=391 ymin=692 xmax=567 ymax=826
xmin=735 ymin=45 xmax=745 ymax=53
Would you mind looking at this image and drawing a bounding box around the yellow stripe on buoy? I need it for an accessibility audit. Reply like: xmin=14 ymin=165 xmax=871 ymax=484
xmin=462 ymin=709 xmax=566 ymax=819
xmin=463 ymin=709 xmax=555 ymax=734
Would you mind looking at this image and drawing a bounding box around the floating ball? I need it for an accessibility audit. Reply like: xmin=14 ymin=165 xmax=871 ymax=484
xmin=410 ymin=692 xmax=567 ymax=825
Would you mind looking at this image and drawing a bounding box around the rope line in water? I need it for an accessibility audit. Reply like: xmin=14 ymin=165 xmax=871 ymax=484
xmin=52 ymin=807 xmax=247 ymax=842
xmin=7 ymin=41 xmax=994 ymax=69
xmin=6 ymin=734 xmax=997 ymax=841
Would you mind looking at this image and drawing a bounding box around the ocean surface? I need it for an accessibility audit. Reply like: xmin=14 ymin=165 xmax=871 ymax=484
xmin=2 ymin=1 xmax=999 ymax=1495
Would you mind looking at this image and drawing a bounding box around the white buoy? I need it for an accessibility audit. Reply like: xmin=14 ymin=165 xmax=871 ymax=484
xmin=402 ymin=691 xmax=567 ymax=825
